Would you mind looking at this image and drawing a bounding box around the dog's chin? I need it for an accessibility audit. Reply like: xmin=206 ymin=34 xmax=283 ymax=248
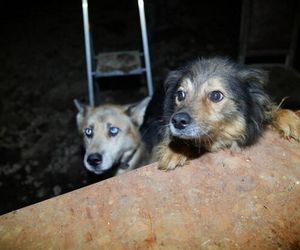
xmin=90 ymin=168 xmax=104 ymax=175
xmin=170 ymin=124 xmax=205 ymax=140
xmin=84 ymin=161 xmax=114 ymax=175
xmin=84 ymin=164 xmax=104 ymax=175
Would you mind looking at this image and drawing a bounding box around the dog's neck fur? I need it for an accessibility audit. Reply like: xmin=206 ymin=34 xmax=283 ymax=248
xmin=116 ymin=142 xmax=149 ymax=175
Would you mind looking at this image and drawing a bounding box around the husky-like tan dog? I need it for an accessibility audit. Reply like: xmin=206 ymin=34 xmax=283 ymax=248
xmin=74 ymin=97 xmax=150 ymax=175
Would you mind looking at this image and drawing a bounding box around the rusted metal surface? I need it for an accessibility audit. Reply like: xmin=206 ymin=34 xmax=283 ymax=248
xmin=1 ymin=128 xmax=300 ymax=249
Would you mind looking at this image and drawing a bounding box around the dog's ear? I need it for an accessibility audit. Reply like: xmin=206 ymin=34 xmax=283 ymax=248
xmin=124 ymin=97 xmax=151 ymax=127
xmin=164 ymin=70 xmax=183 ymax=92
xmin=237 ymin=67 xmax=273 ymax=124
xmin=237 ymin=67 xmax=268 ymax=86
xmin=162 ymin=70 xmax=183 ymax=117
xmin=237 ymin=67 xmax=271 ymax=106
xmin=73 ymin=99 xmax=91 ymax=133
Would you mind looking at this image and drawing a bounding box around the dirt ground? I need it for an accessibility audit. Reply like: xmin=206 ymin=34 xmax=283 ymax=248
xmin=0 ymin=0 xmax=299 ymax=215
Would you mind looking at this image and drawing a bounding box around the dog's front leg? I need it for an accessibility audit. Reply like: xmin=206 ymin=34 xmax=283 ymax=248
xmin=156 ymin=138 xmax=189 ymax=171
xmin=272 ymin=109 xmax=300 ymax=141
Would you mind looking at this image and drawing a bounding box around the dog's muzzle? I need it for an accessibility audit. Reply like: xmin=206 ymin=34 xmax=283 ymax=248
xmin=171 ymin=112 xmax=192 ymax=130
xmin=170 ymin=112 xmax=204 ymax=139
xmin=87 ymin=153 xmax=102 ymax=167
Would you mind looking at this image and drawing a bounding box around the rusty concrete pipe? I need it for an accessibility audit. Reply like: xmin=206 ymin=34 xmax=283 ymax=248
xmin=0 ymin=129 xmax=300 ymax=249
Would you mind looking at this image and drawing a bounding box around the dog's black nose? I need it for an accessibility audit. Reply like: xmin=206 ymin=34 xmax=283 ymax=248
xmin=87 ymin=153 xmax=102 ymax=166
xmin=171 ymin=112 xmax=192 ymax=129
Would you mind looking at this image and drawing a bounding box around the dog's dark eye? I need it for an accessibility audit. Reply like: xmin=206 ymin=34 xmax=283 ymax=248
xmin=85 ymin=127 xmax=93 ymax=138
xmin=176 ymin=90 xmax=186 ymax=102
xmin=109 ymin=126 xmax=120 ymax=137
xmin=208 ymin=90 xmax=224 ymax=103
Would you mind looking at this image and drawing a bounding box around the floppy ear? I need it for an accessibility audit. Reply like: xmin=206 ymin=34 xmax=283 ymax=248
xmin=73 ymin=99 xmax=91 ymax=133
xmin=237 ymin=67 xmax=270 ymax=104
xmin=162 ymin=70 xmax=183 ymax=118
xmin=164 ymin=70 xmax=183 ymax=92
xmin=237 ymin=67 xmax=268 ymax=86
xmin=124 ymin=97 xmax=151 ymax=127
xmin=238 ymin=67 xmax=273 ymax=122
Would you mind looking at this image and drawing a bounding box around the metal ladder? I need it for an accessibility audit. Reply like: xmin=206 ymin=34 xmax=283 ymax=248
xmin=82 ymin=0 xmax=154 ymax=107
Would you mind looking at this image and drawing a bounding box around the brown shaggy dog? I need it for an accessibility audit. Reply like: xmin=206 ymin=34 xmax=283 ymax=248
xmin=141 ymin=57 xmax=300 ymax=170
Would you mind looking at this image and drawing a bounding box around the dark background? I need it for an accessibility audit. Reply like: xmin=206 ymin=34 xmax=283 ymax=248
xmin=0 ymin=0 xmax=299 ymax=215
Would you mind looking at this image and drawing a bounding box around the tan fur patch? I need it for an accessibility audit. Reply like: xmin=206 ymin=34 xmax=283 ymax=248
xmin=156 ymin=138 xmax=189 ymax=170
xmin=175 ymin=78 xmax=194 ymax=106
xmin=272 ymin=109 xmax=300 ymax=141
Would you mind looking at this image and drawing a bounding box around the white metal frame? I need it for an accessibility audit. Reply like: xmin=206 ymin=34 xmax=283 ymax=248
xmin=82 ymin=0 xmax=154 ymax=107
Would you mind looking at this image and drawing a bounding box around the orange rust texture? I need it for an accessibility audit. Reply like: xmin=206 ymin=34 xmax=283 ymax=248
xmin=1 ymin=129 xmax=300 ymax=249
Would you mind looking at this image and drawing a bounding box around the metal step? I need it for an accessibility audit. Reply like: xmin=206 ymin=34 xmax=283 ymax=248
xmin=94 ymin=51 xmax=144 ymax=78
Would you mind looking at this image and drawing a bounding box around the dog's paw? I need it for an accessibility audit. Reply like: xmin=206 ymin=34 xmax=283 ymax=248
xmin=210 ymin=140 xmax=242 ymax=153
xmin=272 ymin=109 xmax=300 ymax=141
xmin=158 ymin=149 xmax=188 ymax=171
xmin=229 ymin=141 xmax=242 ymax=155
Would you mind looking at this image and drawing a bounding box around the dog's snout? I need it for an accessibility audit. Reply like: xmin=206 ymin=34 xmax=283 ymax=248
xmin=171 ymin=112 xmax=192 ymax=129
xmin=87 ymin=153 xmax=102 ymax=166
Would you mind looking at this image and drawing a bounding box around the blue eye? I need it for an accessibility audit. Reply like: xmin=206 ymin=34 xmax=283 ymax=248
xmin=208 ymin=90 xmax=224 ymax=103
xmin=109 ymin=127 xmax=120 ymax=137
xmin=85 ymin=127 xmax=93 ymax=138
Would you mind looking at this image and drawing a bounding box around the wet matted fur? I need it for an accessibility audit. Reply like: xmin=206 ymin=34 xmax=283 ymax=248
xmin=141 ymin=57 xmax=300 ymax=170
xmin=75 ymin=97 xmax=150 ymax=175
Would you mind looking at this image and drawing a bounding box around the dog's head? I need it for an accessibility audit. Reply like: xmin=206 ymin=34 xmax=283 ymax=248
xmin=164 ymin=57 xmax=272 ymax=148
xmin=74 ymin=97 xmax=150 ymax=174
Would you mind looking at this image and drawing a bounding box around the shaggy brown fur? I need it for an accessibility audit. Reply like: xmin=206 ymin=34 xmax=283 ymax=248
xmin=141 ymin=57 xmax=300 ymax=170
